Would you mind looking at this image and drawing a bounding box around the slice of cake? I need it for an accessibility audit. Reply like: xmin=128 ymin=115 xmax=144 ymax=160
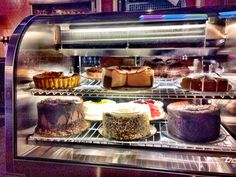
xmin=102 ymin=66 xmax=126 ymax=88
xmin=180 ymin=75 xmax=229 ymax=92
xmin=127 ymin=67 xmax=154 ymax=87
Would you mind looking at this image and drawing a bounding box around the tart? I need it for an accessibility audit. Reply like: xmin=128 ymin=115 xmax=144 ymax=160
xmin=33 ymin=72 xmax=80 ymax=89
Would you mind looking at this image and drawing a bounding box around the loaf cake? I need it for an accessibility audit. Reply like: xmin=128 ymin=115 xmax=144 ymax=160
xmin=102 ymin=103 xmax=151 ymax=140
xmin=167 ymin=101 xmax=221 ymax=142
xmin=102 ymin=66 xmax=154 ymax=89
xmin=181 ymin=75 xmax=230 ymax=92
xmin=35 ymin=98 xmax=89 ymax=137
xmin=33 ymin=71 xmax=80 ymax=89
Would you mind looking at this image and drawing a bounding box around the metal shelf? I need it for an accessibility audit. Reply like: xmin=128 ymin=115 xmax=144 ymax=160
xmin=30 ymin=79 xmax=236 ymax=99
xmin=59 ymin=47 xmax=217 ymax=57
xmin=28 ymin=121 xmax=236 ymax=153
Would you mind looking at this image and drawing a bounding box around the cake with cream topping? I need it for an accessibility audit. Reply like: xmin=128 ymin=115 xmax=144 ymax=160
xmin=83 ymin=99 xmax=116 ymax=121
xmin=132 ymin=99 xmax=165 ymax=120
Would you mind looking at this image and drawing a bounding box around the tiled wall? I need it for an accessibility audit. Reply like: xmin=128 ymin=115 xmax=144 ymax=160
xmin=0 ymin=0 xmax=31 ymax=58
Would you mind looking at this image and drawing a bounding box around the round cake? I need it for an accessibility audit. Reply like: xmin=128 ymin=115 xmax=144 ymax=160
xmin=35 ymin=97 xmax=89 ymax=137
xmin=86 ymin=67 xmax=102 ymax=80
xmin=132 ymin=99 xmax=165 ymax=120
xmin=102 ymin=103 xmax=151 ymax=140
xmin=33 ymin=71 xmax=80 ymax=89
xmin=167 ymin=102 xmax=221 ymax=143
xmin=83 ymin=99 xmax=116 ymax=121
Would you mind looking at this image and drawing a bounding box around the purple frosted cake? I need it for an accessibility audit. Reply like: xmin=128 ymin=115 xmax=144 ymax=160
xmin=35 ymin=98 xmax=89 ymax=137
xmin=167 ymin=102 xmax=220 ymax=143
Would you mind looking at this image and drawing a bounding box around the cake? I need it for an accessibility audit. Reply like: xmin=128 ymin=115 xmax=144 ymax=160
xmin=180 ymin=75 xmax=230 ymax=92
xmin=33 ymin=71 xmax=80 ymax=89
xmin=225 ymin=101 xmax=236 ymax=115
xmin=83 ymin=99 xmax=116 ymax=121
xmin=127 ymin=67 xmax=154 ymax=87
xmin=86 ymin=67 xmax=102 ymax=80
xmin=35 ymin=98 xmax=89 ymax=137
xmin=102 ymin=66 xmax=154 ymax=89
xmin=143 ymin=58 xmax=190 ymax=78
xmin=102 ymin=103 xmax=151 ymax=140
xmin=100 ymin=57 xmax=135 ymax=67
xmin=132 ymin=99 xmax=165 ymax=120
xmin=167 ymin=101 xmax=221 ymax=142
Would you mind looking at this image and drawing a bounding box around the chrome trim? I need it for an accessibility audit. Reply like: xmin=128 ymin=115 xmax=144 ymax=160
xmin=29 ymin=0 xmax=94 ymax=5
xmin=5 ymin=15 xmax=36 ymax=171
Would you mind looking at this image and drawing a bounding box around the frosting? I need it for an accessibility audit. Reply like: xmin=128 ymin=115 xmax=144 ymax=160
xmin=109 ymin=103 xmax=151 ymax=118
xmin=84 ymin=99 xmax=116 ymax=121
xmin=132 ymin=99 xmax=164 ymax=119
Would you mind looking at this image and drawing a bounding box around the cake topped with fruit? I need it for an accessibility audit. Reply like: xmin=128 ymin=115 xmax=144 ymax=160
xmin=132 ymin=99 xmax=165 ymax=120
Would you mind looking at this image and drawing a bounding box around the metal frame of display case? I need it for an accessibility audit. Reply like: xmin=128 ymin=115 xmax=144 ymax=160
xmin=29 ymin=0 xmax=100 ymax=15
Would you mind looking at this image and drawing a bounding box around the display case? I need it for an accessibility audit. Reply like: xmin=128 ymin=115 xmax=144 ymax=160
xmin=5 ymin=11 xmax=236 ymax=177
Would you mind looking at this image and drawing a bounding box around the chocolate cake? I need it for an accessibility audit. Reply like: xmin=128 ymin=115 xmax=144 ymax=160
xmin=143 ymin=58 xmax=190 ymax=78
xmin=167 ymin=102 xmax=221 ymax=143
xmin=35 ymin=98 xmax=89 ymax=137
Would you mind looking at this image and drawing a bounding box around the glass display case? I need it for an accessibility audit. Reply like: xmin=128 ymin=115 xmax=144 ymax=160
xmin=5 ymin=11 xmax=236 ymax=177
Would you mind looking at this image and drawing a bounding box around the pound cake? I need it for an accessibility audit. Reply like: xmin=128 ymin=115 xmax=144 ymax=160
xmin=102 ymin=66 xmax=154 ymax=89
xmin=167 ymin=101 xmax=221 ymax=142
xmin=180 ymin=75 xmax=230 ymax=92
xmin=102 ymin=103 xmax=151 ymax=140
xmin=35 ymin=97 xmax=89 ymax=137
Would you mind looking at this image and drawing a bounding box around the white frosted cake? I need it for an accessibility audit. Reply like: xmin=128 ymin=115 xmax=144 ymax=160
xmin=83 ymin=99 xmax=116 ymax=121
xmin=102 ymin=103 xmax=151 ymax=140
